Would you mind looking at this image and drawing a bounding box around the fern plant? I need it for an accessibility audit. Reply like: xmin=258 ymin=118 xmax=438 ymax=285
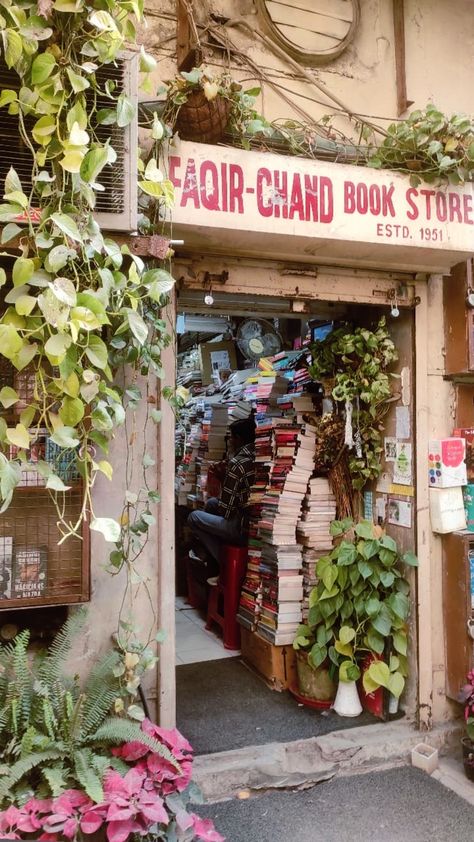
xmin=0 ymin=611 xmax=177 ymax=805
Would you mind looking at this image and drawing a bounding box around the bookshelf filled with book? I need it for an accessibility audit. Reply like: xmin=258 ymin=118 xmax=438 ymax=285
xmin=0 ymin=366 xmax=90 ymax=610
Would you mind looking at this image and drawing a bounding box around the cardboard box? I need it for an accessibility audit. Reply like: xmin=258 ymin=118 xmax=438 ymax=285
xmin=428 ymin=438 xmax=467 ymax=488
xmin=240 ymin=627 xmax=297 ymax=691
xmin=199 ymin=340 xmax=237 ymax=386
xmin=429 ymin=487 xmax=467 ymax=533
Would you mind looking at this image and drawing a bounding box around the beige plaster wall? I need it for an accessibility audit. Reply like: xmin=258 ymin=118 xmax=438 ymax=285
xmin=75 ymin=375 xmax=160 ymax=719
xmin=143 ymin=0 xmax=474 ymax=131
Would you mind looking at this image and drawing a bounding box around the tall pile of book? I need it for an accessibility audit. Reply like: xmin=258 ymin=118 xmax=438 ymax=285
xmin=195 ymin=402 xmax=228 ymax=506
xmin=175 ymin=403 xmax=205 ymax=507
xmin=254 ymin=401 xmax=317 ymax=645
xmin=297 ymin=477 xmax=336 ymax=619
xmin=237 ymin=421 xmax=271 ymax=630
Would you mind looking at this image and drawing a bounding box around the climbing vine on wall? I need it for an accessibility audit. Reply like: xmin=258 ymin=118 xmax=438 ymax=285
xmin=0 ymin=0 xmax=173 ymax=540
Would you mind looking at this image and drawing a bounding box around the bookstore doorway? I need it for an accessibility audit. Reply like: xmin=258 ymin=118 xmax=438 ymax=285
xmin=173 ymin=284 xmax=416 ymax=755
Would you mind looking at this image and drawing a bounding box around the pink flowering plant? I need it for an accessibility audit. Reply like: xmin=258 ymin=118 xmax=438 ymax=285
xmin=0 ymin=615 xmax=224 ymax=842
xmin=0 ymin=721 xmax=223 ymax=842
xmin=459 ymin=669 xmax=474 ymax=742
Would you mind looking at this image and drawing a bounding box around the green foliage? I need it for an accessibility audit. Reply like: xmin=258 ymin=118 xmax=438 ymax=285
xmin=365 ymin=103 xmax=474 ymax=186
xmin=0 ymin=613 xmax=177 ymax=805
xmin=293 ymin=519 xmax=417 ymax=696
xmin=160 ymin=67 xmax=270 ymax=146
xmin=308 ymin=318 xmax=398 ymax=489
xmin=0 ymin=0 xmax=175 ymax=542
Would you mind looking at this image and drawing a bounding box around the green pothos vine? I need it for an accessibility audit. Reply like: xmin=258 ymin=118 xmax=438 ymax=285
xmin=0 ymin=0 xmax=175 ymax=712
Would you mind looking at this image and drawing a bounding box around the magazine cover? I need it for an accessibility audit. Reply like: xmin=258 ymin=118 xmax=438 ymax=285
xmin=13 ymin=546 xmax=47 ymax=599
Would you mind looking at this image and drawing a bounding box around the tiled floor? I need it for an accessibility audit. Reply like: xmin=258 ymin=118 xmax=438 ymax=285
xmin=175 ymin=596 xmax=240 ymax=665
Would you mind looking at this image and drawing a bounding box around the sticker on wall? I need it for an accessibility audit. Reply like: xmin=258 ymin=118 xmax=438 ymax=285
xmin=384 ymin=437 xmax=397 ymax=462
xmin=375 ymin=495 xmax=387 ymax=524
xmin=390 ymin=483 xmax=414 ymax=497
xmin=393 ymin=442 xmax=413 ymax=485
xmin=363 ymin=491 xmax=373 ymax=521
xmin=396 ymin=406 xmax=411 ymax=439
xmin=387 ymin=498 xmax=412 ymax=528
xmin=401 ymin=367 xmax=411 ymax=406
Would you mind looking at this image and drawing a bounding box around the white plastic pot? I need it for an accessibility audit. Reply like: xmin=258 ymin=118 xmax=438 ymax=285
xmin=333 ymin=679 xmax=363 ymax=717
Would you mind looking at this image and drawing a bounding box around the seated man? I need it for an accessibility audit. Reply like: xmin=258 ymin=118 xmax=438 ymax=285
xmin=188 ymin=416 xmax=256 ymax=566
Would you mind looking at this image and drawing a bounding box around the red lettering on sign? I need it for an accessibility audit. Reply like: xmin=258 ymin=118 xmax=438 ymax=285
xmin=420 ymin=189 xmax=435 ymax=220
xmin=273 ymin=170 xmax=288 ymax=219
xmin=304 ymin=175 xmax=319 ymax=221
xmin=463 ymin=194 xmax=474 ymax=225
xmin=221 ymin=162 xmax=228 ymax=213
xmin=448 ymin=193 xmax=462 ymax=222
xmin=289 ymin=174 xmax=304 ymax=220
xmin=344 ymin=181 xmax=356 ymax=214
xmin=181 ymin=158 xmax=199 ymax=208
xmin=200 ymin=160 xmax=220 ymax=211
xmin=257 ymin=168 xmax=272 ymax=217
xmin=369 ymin=184 xmax=381 ymax=215
xmin=382 ymin=185 xmax=396 ymax=217
xmin=168 ymin=156 xmax=181 ymax=188
xmin=229 ymin=164 xmax=244 ymax=214
xmin=320 ymin=177 xmax=333 ymax=223
xmin=406 ymin=187 xmax=419 ymax=220
xmin=435 ymin=192 xmax=447 ymax=222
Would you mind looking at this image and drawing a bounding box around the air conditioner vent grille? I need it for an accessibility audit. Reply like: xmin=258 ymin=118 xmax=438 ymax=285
xmin=0 ymin=56 xmax=137 ymax=230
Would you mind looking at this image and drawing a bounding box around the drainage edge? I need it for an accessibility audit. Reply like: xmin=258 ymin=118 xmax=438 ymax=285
xmin=192 ymin=720 xmax=461 ymax=803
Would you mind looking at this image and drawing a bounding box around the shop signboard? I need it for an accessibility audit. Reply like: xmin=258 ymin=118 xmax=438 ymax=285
xmin=167 ymin=140 xmax=474 ymax=272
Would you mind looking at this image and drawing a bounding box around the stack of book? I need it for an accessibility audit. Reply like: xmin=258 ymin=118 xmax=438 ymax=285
xmin=257 ymin=542 xmax=304 ymax=645
xmin=297 ymin=477 xmax=336 ymax=619
xmin=237 ymin=455 xmax=270 ymax=631
xmin=296 ymin=477 xmax=336 ymax=549
xmin=195 ymin=402 xmax=228 ymax=506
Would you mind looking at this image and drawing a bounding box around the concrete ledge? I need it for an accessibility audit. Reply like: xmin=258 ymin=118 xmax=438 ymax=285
xmin=193 ymin=720 xmax=461 ymax=802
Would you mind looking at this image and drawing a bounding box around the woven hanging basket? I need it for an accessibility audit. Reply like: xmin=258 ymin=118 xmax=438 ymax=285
xmin=175 ymin=89 xmax=231 ymax=144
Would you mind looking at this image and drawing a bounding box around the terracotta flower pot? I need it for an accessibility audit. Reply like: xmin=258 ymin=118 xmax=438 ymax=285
xmin=462 ymin=736 xmax=474 ymax=781
xmin=175 ymin=89 xmax=231 ymax=144
xmin=296 ymin=651 xmax=336 ymax=702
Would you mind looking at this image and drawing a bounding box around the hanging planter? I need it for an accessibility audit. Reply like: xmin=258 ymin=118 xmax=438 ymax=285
xmin=160 ymin=67 xmax=270 ymax=147
xmin=175 ymin=88 xmax=231 ymax=144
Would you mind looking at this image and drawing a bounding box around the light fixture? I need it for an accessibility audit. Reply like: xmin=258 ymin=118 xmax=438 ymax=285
xmin=204 ymin=292 xmax=214 ymax=306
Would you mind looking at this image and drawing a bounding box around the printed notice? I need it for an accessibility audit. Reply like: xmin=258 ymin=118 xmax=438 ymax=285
xmin=396 ymin=406 xmax=411 ymax=439
xmin=393 ymin=442 xmax=413 ymax=485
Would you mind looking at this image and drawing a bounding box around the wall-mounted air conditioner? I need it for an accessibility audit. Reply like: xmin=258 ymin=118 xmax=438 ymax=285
xmin=0 ymin=52 xmax=138 ymax=233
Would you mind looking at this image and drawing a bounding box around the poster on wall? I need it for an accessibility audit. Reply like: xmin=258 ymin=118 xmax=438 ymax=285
xmin=387 ymin=498 xmax=412 ymax=528
xmin=384 ymin=437 xmax=397 ymax=462
xmin=393 ymin=442 xmax=413 ymax=485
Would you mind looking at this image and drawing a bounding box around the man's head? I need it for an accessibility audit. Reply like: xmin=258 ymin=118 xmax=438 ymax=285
xmin=229 ymin=416 xmax=255 ymax=450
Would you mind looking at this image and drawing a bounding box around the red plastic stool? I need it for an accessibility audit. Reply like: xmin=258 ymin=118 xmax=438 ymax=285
xmin=206 ymin=544 xmax=248 ymax=650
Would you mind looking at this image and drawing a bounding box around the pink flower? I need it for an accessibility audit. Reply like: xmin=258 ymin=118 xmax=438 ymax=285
xmin=80 ymin=803 xmax=108 ymax=835
xmin=191 ymin=814 xmax=226 ymax=842
xmin=102 ymin=767 xmax=169 ymax=842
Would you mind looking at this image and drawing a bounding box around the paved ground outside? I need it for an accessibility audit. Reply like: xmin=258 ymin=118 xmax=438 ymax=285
xmin=195 ymin=766 xmax=474 ymax=841
xmin=177 ymin=657 xmax=376 ymax=754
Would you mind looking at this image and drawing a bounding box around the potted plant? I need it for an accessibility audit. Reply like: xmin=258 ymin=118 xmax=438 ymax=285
xmin=308 ymin=318 xmax=399 ymax=490
xmin=0 ymin=612 xmax=223 ymax=842
xmin=159 ymin=67 xmax=269 ymax=145
xmin=294 ymin=518 xmax=418 ymax=715
xmin=459 ymin=669 xmax=474 ymax=781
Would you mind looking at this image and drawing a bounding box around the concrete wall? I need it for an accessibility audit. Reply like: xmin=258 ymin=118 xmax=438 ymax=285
xmin=80 ymin=374 xmax=160 ymax=718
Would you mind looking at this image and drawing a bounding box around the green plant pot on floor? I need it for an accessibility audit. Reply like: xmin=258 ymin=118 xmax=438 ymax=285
xmin=295 ymin=651 xmax=336 ymax=703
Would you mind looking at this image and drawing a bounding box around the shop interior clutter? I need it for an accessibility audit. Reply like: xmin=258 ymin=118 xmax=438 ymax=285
xmin=174 ymin=312 xmax=407 ymax=710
